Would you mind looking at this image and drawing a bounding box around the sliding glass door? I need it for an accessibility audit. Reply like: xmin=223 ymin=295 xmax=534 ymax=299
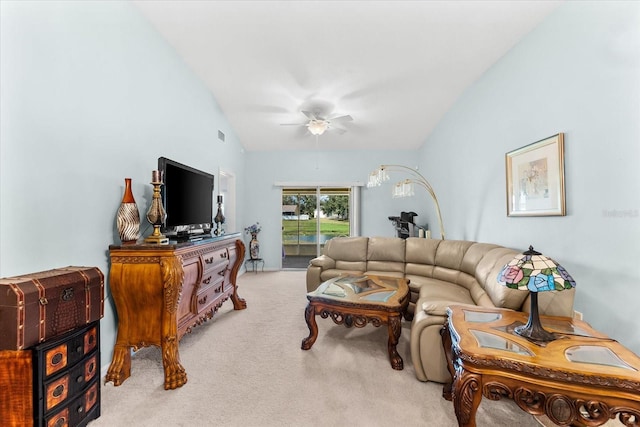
xmin=282 ymin=187 xmax=352 ymax=269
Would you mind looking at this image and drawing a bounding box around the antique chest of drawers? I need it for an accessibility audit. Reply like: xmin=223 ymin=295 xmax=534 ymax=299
xmin=106 ymin=233 xmax=247 ymax=390
xmin=33 ymin=321 xmax=100 ymax=427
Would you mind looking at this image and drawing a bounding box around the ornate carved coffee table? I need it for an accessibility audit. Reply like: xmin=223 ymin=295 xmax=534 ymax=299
xmin=441 ymin=305 xmax=640 ymax=427
xmin=301 ymin=274 xmax=409 ymax=370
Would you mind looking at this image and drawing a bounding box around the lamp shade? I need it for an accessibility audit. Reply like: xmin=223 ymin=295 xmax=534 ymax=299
xmin=497 ymin=246 xmax=576 ymax=342
xmin=497 ymin=246 xmax=576 ymax=293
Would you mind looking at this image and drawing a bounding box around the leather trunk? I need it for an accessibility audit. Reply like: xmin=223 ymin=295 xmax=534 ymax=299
xmin=0 ymin=266 xmax=104 ymax=350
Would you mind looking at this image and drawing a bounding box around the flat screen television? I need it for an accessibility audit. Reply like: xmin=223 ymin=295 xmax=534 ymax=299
xmin=158 ymin=157 xmax=215 ymax=236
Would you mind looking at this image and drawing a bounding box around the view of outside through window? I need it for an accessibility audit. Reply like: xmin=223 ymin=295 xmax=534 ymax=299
xmin=282 ymin=187 xmax=350 ymax=268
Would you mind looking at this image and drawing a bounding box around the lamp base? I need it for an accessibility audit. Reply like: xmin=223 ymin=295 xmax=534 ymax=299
xmin=514 ymin=292 xmax=557 ymax=343
xmin=514 ymin=323 xmax=556 ymax=342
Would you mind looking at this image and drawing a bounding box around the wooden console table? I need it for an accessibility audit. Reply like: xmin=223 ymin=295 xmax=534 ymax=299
xmin=441 ymin=305 xmax=640 ymax=427
xmin=105 ymin=233 xmax=246 ymax=390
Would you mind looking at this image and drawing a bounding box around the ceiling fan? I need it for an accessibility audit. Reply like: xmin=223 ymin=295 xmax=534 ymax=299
xmin=281 ymin=111 xmax=353 ymax=136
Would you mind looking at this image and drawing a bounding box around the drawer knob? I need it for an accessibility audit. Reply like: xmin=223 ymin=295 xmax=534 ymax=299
xmin=53 ymin=384 xmax=65 ymax=397
xmin=52 ymin=353 xmax=63 ymax=365
xmin=76 ymin=375 xmax=83 ymax=383
xmin=205 ymin=257 xmax=214 ymax=264
xmin=76 ymin=346 xmax=83 ymax=353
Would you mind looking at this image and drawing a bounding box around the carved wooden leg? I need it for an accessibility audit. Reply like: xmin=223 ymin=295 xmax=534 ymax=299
xmin=161 ymin=335 xmax=187 ymax=390
xmin=231 ymin=287 xmax=247 ymax=310
xmin=159 ymin=256 xmax=187 ymax=390
xmin=387 ymin=315 xmax=403 ymax=370
xmin=452 ymin=371 xmax=482 ymax=427
xmin=301 ymin=303 xmax=318 ymax=350
xmin=105 ymin=344 xmax=131 ymax=386
xmin=231 ymin=239 xmax=248 ymax=310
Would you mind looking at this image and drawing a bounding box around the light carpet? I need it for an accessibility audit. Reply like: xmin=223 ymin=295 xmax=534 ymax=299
xmin=90 ymin=271 xmax=549 ymax=427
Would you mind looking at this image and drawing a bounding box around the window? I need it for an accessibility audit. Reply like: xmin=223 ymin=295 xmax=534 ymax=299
xmin=281 ymin=185 xmax=360 ymax=269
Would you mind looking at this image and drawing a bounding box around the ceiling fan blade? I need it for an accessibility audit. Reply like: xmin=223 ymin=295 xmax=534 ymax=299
xmin=329 ymin=115 xmax=353 ymax=123
xmin=329 ymin=127 xmax=347 ymax=135
xmin=301 ymin=110 xmax=319 ymax=121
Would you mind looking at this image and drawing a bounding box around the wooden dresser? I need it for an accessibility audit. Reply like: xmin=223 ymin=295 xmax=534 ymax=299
xmin=105 ymin=233 xmax=247 ymax=390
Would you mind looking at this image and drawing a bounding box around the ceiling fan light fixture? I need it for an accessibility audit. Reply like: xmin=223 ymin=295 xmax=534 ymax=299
xmin=307 ymin=119 xmax=328 ymax=136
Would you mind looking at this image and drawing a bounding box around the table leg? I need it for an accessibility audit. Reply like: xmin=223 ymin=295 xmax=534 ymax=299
xmin=387 ymin=315 xmax=403 ymax=370
xmin=452 ymin=370 xmax=482 ymax=427
xmin=301 ymin=303 xmax=318 ymax=350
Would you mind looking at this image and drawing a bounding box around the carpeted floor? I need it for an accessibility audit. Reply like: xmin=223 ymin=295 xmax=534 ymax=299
xmin=90 ymin=271 xmax=555 ymax=426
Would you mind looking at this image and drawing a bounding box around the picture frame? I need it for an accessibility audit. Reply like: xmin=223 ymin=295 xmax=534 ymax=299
xmin=505 ymin=133 xmax=566 ymax=217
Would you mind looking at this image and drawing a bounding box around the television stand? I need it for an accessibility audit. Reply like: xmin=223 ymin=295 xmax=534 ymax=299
xmin=106 ymin=233 xmax=246 ymax=390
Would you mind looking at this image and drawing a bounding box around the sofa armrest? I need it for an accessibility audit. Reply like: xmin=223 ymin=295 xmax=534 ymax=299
xmin=306 ymin=265 xmax=322 ymax=292
xmin=309 ymin=254 xmax=336 ymax=270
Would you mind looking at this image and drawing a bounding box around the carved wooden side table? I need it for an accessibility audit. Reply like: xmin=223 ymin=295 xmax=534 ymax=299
xmin=441 ymin=305 xmax=640 ymax=427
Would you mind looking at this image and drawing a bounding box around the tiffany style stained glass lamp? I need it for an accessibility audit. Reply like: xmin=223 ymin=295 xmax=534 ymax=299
xmin=497 ymin=246 xmax=576 ymax=342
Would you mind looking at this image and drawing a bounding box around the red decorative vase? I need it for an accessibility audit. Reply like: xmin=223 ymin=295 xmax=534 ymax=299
xmin=116 ymin=178 xmax=140 ymax=243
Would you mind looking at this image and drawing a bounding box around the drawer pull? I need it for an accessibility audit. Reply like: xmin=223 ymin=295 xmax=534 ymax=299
xmin=198 ymin=295 xmax=208 ymax=305
xmin=77 ymin=405 xmax=84 ymax=414
xmin=220 ymin=252 xmax=227 ymax=258
xmin=76 ymin=346 xmax=83 ymax=353
xmin=76 ymin=375 xmax=83 ymax=383
xmin=54 ymin=418 xmax=65 ymax=427
xmin=52 ymin=353 xmax=63 ymax=365
xmin=205 ymin=257 xmax=214 ymax=264
xmin=39 ymin=296 xmax=48 ymax=305
xmin=203 ymin=276 xmax=212 ymax=285
xmin=53 ymin=384 xmax=65 ymax=397
xmin=218 ymin=269 xmax=226 ymax=277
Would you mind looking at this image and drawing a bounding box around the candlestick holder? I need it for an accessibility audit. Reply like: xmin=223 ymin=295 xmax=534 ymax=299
xmin=144 ymin=180 xmax=169 ymax=245
xmin=214 ymin=195 xmax=225 ymax=236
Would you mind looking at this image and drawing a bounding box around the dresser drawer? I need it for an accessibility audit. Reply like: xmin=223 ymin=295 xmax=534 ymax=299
xmin=201 ymin=247 xmax=229 ymax=272
xmin=196 ymin=279 xmax=225 ymax=313
xmin=44 ymin=381 xmax=99 ymax=427
xmin=39 ymin=324 xmax=98 ymax=379
xmin=43 ymin=352 xmax=98 ymax=413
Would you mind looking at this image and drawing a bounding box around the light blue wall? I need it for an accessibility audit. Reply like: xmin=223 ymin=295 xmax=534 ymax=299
xmin=418 ymin=1 xmax=640 ymax=353
xmin=3 ymin=0 xmax=639 ymax=373
xmin=0 ymin=1 xmax=246 ymax=367
xmin=243 ymin=149 xmax=426 ymax=266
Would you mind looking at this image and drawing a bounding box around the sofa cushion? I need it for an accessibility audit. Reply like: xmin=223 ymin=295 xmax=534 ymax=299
xmin=320 ymin=268 xmax=365 ymax=284
xmin=367 ymin=237 xmax=406 ymax=274
xmin=405 ymin=237 xmax=441 ymax=265
xmin=477 ymin=248 xmax=529 ymax=310
xmin=324 ymin=236 xmax=368 ymax=262
xmin=460 ymin=243 xmax=502 ymax=276
xmin=416 ymin=277 xmax=476 ymax=307
xmin=434 ymin=240 xmax=474 ymax=271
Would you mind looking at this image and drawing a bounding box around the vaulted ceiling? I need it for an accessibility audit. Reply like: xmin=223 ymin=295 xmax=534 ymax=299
xmin=133 ymin=1 xmax=561 ymax=152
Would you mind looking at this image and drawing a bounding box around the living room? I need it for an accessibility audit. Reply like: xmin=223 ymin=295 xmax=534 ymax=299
xmin=1 ymin=1 xmax=639 ymax=425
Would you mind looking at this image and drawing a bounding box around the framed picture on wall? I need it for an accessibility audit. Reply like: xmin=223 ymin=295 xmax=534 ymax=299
xmin=506 ymin=133 xmax=566 ymax=217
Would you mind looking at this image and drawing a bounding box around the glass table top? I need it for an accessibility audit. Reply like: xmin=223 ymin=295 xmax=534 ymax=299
xmin=311 ymin=275 xmax=403 ymax=304
xmin=470 ymin=329 xmax=534 ymax=356
xmin=565 ymin=346 xmax=637 ymax=371
xmin=464 ymin=310 xmax=502 ymax=323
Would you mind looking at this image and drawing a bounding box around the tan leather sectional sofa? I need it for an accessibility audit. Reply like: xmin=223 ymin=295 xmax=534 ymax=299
xmin=306 ymin=236 xmax=575 ymax=383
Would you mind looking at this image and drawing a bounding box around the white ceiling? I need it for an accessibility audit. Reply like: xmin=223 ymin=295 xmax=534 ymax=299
xmin=133 ymin=1 xmax=561 ymax=152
